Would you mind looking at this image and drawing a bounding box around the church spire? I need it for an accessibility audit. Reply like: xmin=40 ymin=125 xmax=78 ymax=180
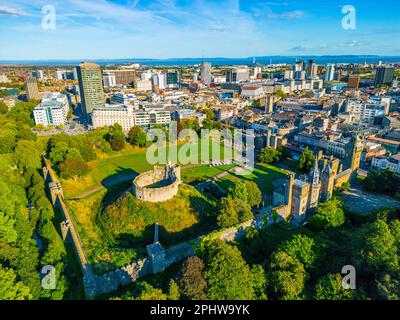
xmin=311 ymin=155 xmax=320 ymax=185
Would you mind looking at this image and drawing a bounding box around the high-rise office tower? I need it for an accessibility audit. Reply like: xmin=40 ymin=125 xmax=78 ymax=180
xmin=293 ymin=61 xmax=305 ymax=72
xmin=324 ymin=64 xmax=335 ymax=81
xmin=306 ymin=59 xmax=318 ymax=78
xmin=284 ymin=70 xmax=294 ymax=80
xmin=375 ymin=65 xmax=395 ymax=86
xmin=32 ymin=70 xmax=44 ymax=80
xmin=166 ymin=70 xmax=180 ymax=89
xmin=25 ymin=76 xmax=40 ymax=101
xmin=348 ymin=75 xmax=360 ymax=89
xmin=295 ymin=70 xmax=306 ymax=80
xmin=200 ymin=62 xmax=212 ymax=86
xmin=76 ymin=62 xmax=105 ymax=115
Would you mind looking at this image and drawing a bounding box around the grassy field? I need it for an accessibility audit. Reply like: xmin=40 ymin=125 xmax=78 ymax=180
xmin=214 ymin=163 xmax=288 ymax=194
xmin=61 ymin=140 xmax=237 ymax=198
xmin=66 ymin=183 xmax=217 ymax=274
xmin=181 ymin=163 xmax=237 ymax=184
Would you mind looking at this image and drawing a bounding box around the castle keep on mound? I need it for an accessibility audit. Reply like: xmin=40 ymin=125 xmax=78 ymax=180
xmin=132 ymin=162 xmax=181 ymax=202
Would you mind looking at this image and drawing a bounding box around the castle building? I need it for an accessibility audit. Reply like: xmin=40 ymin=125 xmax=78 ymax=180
xmin=320 ymin=162 xmax=336 ymax=201
xmin=307 ymin=156 xmax=321 ymax=209
xmin=291 ymin=179 xmax=310 ymax=219
xmin=343 ymin=135 xmax=363 ymax=171
xmin=273 ymin=153 xmax=351 ymax=222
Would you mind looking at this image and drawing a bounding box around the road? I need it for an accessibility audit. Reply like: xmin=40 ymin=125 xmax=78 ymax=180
xmin=340 ymin=185 xmax=400 ymax=214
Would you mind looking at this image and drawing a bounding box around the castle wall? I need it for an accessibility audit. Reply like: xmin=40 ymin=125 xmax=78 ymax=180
xmin=133 ymin=164 xmax=181 ymax=203
xmin=335 ymin=168 xmax=352 ymax=188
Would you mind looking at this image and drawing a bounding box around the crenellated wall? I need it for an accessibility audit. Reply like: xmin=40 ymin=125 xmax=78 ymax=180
xmin=132 ymin=164 xmax=181 ymax=202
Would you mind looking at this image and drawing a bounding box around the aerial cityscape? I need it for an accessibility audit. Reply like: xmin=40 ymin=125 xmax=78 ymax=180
xmin=1 ymin=0 xmax=400 ymax=308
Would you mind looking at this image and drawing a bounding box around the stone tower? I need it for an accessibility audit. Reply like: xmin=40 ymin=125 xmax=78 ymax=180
xmin=308 ymin=156 xmax=321 ymax=209
xmin=286 ymin=172 xmax=295 ymax=217
xmin=320 ymin=161 xmax=335 ymax=201
xmin=146 ymin=223 xmax=166 ymax=274
xmin=344 ymin=135 xmax=363 ymax=171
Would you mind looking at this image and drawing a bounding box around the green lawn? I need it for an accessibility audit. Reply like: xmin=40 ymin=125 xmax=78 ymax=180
xmin=181 ymin=163 xmax=237 ymax=184
xmin=215 ymin=163 xmax=288 ymax=194
xmin=61 ymin=139 xmax=237 ymax=198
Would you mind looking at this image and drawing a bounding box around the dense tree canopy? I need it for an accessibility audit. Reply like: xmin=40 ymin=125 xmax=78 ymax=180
xmin=200 ymin=239 xmax=257 ymax=300
xmin=299 ymin=147 xmax=315 ymax=173
xmin=178 ymin=256 xmax=208 ymax=300
xmin=0 ymin=266 xmax=32 ymax=300
xmin=268 ymin=251 xmax=307 ymax=300
xmin=128 ymin=126 xmax=148 ymax=147
xmin=278 ymin=234 xmax=319 ymax=269
xmin=309 ymin=198 xmax=345 ymax=230
xmin=314 ymin=273 xmax=353 ymax=300
xmin=363 ymin=169 xmax=400 ymax=196
xmin=258 ymin=147 xmax=281 ymax=164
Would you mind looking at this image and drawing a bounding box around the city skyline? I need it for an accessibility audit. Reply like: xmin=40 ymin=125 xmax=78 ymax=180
xmin=0 ymin=0 xmax=399 ymax=60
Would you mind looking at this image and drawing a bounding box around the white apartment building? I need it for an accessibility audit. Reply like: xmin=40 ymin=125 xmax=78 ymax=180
xmin=134 ymin=79 xmax=153 ymax=92
xmin=345 ymin=99 xmax=385 ymax=122
xmin=110 ymin=93 xmax=138 ymax=107
xmin=371 ymin=154 xmax=400 ymax=173
xmin=91 ymin=104 xmax=171 ymax=131
xmin=33 ymin=92 xmax=69 ymax=126
xmin=103 ymin=71 xmax=117 ymax=87
xmin=55 ymin=70 xmax=74 ymax=80
xmin=151 ymin=73 xmax=167 ymax=90
xmin=241 ymin=85 xmax=264 ymax=98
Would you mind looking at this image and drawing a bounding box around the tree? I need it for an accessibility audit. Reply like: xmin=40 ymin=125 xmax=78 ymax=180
xmin=299 ymin=147 xmax=315 ymax=173
xmin=277 ymin=146 xmax=289 ymax=161
xmin=201 ymin=239 xmax=256 ymax=300
xmin=309 ymin=197 xmax=345 ymax=230
xmin=128 ymin=126 xmax=147 ymax=147
xmin=269 ymin=251 xmax=306 ymax=300
xmin=375 ymin=270 xmax=400 ymax=300
xmin=251 ymin=264 xmax=268 ymax=300
xmin=178 ymin=256 xmax=207 ymax=300
xmin=167 ymin=279 xmax=180 ymax=300
xmin=0 ymin=101 xmax=8 ymax=114
xmin=363 ymin=169 xmax=400 ymax=196
xmin=314 ymin=273 xmax=353 ymax=300
xmin=243 ymin=181 xmax=262 ymax=208
xmin=110 ymin=135 xmax=126 ymax=151
xmin=258 ymin=147 xmax=280 ymax=164
xmin=355 ymin=219 xmax=398 ymax=273
xmin=229 ymin=181 xmax=248 ymax=204
xmin=16 ymin=125 xmax=37 ymax=142
xmin=234 ymin=198 xmax=253 ymax=223
xmin=49 ymin=142 xmax=69 ymax=164
xmin=216 ymin=196 xmax=253 ymax=228
xmin=217 ymin=196 xmax=238 ymax=228
xmin=0 ymin=265 xmax=32 ymax=300
xmin=14 ymin=140 xmax=42 ymax=172
xmin=278 ymin=234 xmax=319 ymax=269
xmin=59 ymin=158 xmax=90 ymax=180
xmin=136 ymin=282 xmax=167 ymax=300
xmin=390 ymin=219 xmax=400 ymax=252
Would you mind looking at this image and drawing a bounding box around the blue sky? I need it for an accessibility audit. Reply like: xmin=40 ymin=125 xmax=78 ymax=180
xmin=0 ymin=0 xmax=399 ymax=60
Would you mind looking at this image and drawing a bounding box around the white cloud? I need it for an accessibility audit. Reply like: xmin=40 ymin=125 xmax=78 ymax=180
xmin=0 ymin=5 xmax=25 ymax=16
xmin=267 ymin=10 xmax=304 ymax=19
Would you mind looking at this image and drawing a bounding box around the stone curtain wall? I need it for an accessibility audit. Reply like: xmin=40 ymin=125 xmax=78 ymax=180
xmin=133 ymin=165 xmax=181 ymax=202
